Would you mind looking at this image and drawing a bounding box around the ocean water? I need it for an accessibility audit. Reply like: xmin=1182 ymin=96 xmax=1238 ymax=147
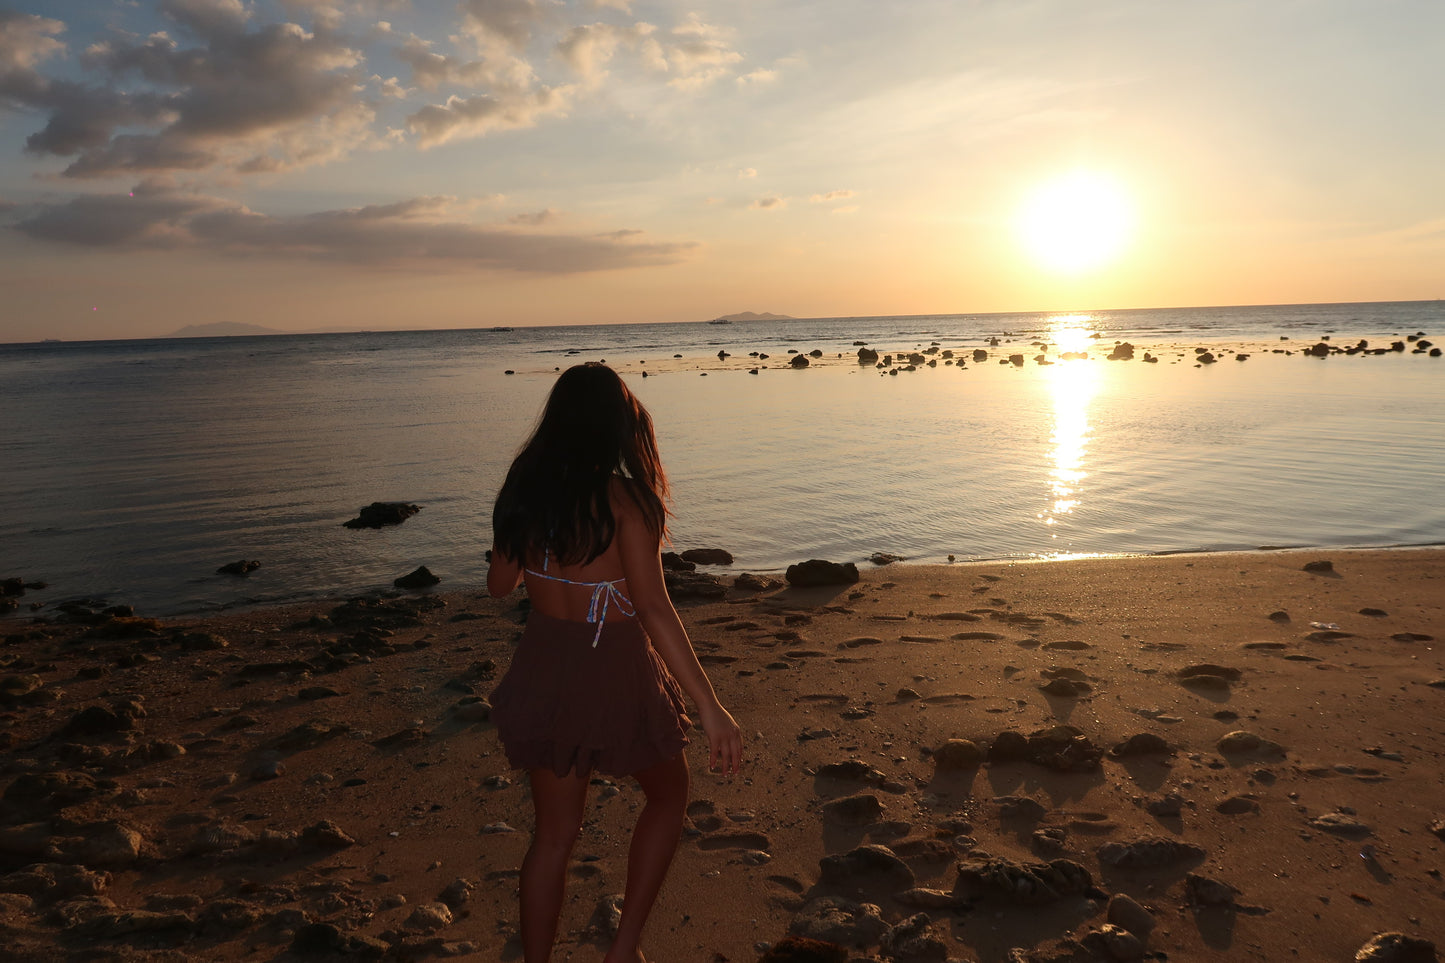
xmin=2 ymin=301 xmax=1443 ymax=616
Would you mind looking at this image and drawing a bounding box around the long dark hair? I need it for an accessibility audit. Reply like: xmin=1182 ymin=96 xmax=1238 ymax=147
xmin=493 ymin=363 xmax=669 ymax=565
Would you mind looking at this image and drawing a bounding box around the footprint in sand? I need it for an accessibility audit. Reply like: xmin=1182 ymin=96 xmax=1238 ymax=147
xmin=699 ymin=654 xmax=738 ymax=665
xmin=840 ymin=637 xmax=884 ymax=648
xmin=927 ymin=612 xmax=982 ymax=622
xmin=1241 ymin=641 xmax=1288 ymax=650
xmin=951 ymin=631 xmax=1005 ymax=642
xmin=697 ymin=831 xmax=771 ymax=851
xmin=1392 ymin=632 xmax=1435 ymax=642
xmin=1043 ymin=640 xmax=1091 ymax=651
xmin=899 ymin=635 xmax=947 ymax=644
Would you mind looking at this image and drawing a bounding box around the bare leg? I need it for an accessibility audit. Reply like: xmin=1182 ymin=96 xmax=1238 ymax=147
xmin=520 ymin=767 xmax=590 ymax=963
xmin=603 ymin=752 xmax=690 ymax=963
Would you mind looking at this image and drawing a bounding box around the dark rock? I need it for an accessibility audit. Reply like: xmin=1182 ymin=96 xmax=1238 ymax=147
xmin=1024 ymin=725 xmax=1103 ymax=772
xmin=790 ymin=354 xmax=810 ymax=368
xmin=1110 ymin=733 xmax=1172 ymax=757
xmin=869 ymin=552 xmax=905 ymax=565
xmin=664 ymin=570 xmax=727 ymax=599
xmin=394 ymin=565 xmax=440 ymax=589
xmin=342 ymin=502 xmax=421 ymax=529
xmin=681 ymin=548 xmax=734 ymax=565
xmin=1106 ymin=892 xmax=1156 ymax=935
xmin=300 ymin=820 xmax=356 ymax=849
xmin=661 ymin=552 xmax=695 ymax=572
xmin=1197 ymin=351 xmax=1216 ymax=364
xmin=1186 ymin=873 xmax=1240 ymax=906
xmin=1302 ymin=559 xmax=1335 ymax=573
xmin=1097 ymin=836 xmax=1206 ymax=869
xmin=3 ymin=771 xmax=113 ymax=813
xmin=821 ymin=794 xmax=884 ymax=826
xmin=789 ymin=896 xmax=890 ymax=947
xmin=857 ymin=348 xmax=879 ymax=364
xmin=272 ymin=719 xmax=351 ymax=752
xmin=932 ymin=738 xmax=984 ymax=771
xmin=895 ymin=888 xmax=972 ymax=911
xmin=987 ymin=730 xmax=1031 ymax=763
xmin=955 ymin=856 xmax=1092 ymax=904
xmin=759 ymin=935 xmax=849 ymax=962
xmin=995 ymin=795 xmax=1048 ymax=822
xmin=1306 ymin=342 xmax=1331 ymax=357
xmin=785 ymin=560 xmax=859 ymax=587
xmin=735 ymin=572 xmax=784 ymax=591
xmin=60 ymin=700 xmax=146 ymax=738
xmin=1354 ymin=933 xmax=1437 ymax=962
xmin=1310 ymin=811 xmax=1371 ymax=837
xmin=818 ymin=844 xmax=914 ymax=891
xmin=217 ymin=559 xmax=261 ymax=576
xmin=1108 ymin=342 xmax=1135 ymax=360
xmin=880 ymin=912 xmax=948 ymax=962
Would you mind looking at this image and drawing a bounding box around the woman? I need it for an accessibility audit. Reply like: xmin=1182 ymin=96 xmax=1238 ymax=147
xmin=487 ymin=362 xmax=743 ymax=963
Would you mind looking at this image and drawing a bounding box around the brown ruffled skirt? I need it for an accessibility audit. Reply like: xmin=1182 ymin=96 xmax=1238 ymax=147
xmin=489 ymin=611 xmax=691 ymax=777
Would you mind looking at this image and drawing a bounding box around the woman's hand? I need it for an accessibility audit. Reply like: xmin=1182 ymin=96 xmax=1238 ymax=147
xmin=699 ymin=703 xmax=743 ymax=776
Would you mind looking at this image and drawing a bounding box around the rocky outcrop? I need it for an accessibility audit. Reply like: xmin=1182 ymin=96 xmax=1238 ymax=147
xmin=785 ymin=560 xmax=859 ymax=587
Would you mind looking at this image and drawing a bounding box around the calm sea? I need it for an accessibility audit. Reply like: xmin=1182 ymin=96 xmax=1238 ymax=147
xmin=2 ymin=301 xmax=1443 ymax=616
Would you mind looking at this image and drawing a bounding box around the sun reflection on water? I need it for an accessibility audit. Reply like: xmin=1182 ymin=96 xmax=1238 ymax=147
xmin=1040 ymin=316 xmax=1102 ymax=535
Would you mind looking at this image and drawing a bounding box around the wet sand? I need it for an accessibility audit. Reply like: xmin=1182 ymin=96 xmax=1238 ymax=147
xmin=1 ymin=548 xmax=1442 ymax=961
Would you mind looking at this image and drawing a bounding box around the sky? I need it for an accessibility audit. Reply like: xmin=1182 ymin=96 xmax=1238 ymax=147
xmin=1 ymin=0 xmax=1442 ymax=341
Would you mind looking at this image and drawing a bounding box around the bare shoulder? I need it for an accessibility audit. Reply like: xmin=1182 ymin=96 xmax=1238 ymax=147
xmin=608 ymin=475 xmax=646 ymax=520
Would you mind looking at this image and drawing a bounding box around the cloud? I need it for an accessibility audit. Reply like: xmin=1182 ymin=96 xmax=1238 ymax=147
xmin=457 ymin=0 xmax=552 ymax=51
xmin=0 ymin=10 xmax=67 ymax=82
xmin=737 ymin=167 xmax=756 ymax=178
xmin=553 ymin=13 xmax=742 ymax=88
xmin=407 ymin=85 xmax=573 ymax=148
xmin=11 ymin=188 xmax=696 ymax=273
xmin=663 ymin=14 xmax=742 ymax=89
xmin=11 ymin=9 xmax=379 ymax=179
xmin=555 ymin=21 xmax=658 ymax=82
xmin=749 ymin=195 xmax=784 ymax=210
xmin=736 ymin=68 xmax=776 ymax=87
xmin=810 ymin=189 xmax=856 ymax=203
xmin=508 ymin=208 xmax=558 ymax=225
xmin=395 ymin=33 xmax=533 ymax=90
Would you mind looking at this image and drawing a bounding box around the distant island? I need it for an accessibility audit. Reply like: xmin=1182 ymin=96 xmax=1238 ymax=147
xmin=706 ymin=311 xmax=795 ymax=323
xmin=166 ymin=322 xmax=287 ymax=338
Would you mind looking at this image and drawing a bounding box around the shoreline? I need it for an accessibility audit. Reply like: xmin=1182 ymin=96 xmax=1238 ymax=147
xmin=1 ymin=547 xmax=1442 ymax=960
xmin=10 ymin=541 xmax=1445 ymax=624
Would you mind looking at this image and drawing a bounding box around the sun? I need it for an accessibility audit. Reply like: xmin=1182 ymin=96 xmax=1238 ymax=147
xmin=1017 ymin=171 xmax=1134 ymax=274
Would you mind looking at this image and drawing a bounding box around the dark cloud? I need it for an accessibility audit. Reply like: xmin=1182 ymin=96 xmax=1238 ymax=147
xmin=12 ymin=189 xmax=697 ymax=274
xmin=10 ymin=5 xmax=374 ymax=178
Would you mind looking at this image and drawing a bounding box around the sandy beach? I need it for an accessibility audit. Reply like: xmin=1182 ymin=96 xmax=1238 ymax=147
xmin=2 ymin=548 xmax=1443 ymax=961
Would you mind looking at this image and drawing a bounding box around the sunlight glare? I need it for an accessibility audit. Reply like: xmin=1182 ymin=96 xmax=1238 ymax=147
xmin=1018 ymin=172 xmax=1133 ymax=274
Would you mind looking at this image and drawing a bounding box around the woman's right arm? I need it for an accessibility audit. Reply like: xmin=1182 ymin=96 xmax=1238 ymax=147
xmin=616 ymin=498 xmax=743 ymax=776
xmin=487 ymin=546 xmax=523 ymax=597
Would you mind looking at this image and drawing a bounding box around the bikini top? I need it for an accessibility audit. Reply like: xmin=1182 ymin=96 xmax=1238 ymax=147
xmin=524 ymin=549 xmax=636 ymax=648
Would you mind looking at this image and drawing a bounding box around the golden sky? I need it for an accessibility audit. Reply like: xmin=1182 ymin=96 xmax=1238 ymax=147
xmin=1 ymin=0 xmax=1442 ymax=341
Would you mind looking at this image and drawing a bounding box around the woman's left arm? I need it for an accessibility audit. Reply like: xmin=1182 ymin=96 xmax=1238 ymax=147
xmin=487 ymin=546 xmax=523 ymax=597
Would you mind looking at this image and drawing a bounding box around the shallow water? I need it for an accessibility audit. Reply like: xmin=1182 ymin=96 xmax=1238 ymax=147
xmin=2 ymin=302 xmax=1442 ymax=615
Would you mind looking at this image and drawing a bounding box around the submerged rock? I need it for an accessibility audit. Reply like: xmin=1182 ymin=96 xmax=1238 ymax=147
xmin=342 ymin=502 xmax=421 ymax=529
